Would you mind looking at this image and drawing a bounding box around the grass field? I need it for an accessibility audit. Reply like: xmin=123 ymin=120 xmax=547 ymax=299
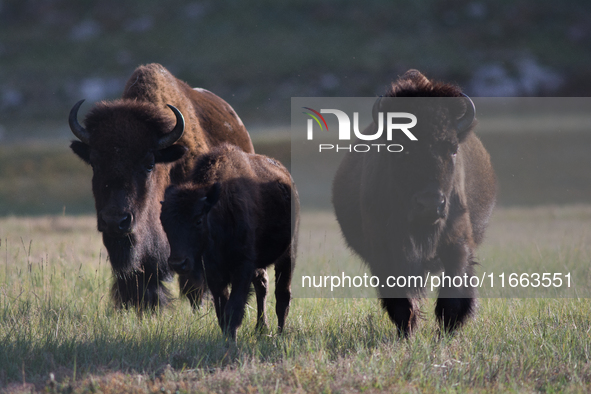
xmin=1 ymin=119 xmax=590 ymax=392
xmin=1 ymin=207 xmax=590 ymax=393
xmin=4 ymin=125 xmax=591 ymax=216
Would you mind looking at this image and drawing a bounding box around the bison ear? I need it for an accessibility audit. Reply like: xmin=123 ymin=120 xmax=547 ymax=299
xmin=162 ymin=185 xmax=178 ymax=205
xmin=203 ymin=182 xmax=221 ymax=213
xmin=155 ymin=145 xmax=188 ymax=163
xmin=70 ymin=140 xmax=91 ymax=164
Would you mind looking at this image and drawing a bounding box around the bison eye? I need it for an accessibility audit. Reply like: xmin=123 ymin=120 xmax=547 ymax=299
xmin=145 ymin=163 xmax=155 ymax=172
xmin=445 ymin=144 xmax=458 ymax=157
xmin=193 ymin=216 xmax=203 ymax=226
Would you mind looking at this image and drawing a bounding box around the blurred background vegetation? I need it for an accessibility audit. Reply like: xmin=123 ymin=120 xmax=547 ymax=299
xmin=0 ymin=0 xmax=590 ymax=214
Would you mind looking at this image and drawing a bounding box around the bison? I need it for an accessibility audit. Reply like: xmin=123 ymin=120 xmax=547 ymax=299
xmin=332 ymin=70 xmax=496 ymax=336
xmin=69 ymin=63 xmax=254 ymax=311
xmin=160 ymin=143 xmax=299 ymax=339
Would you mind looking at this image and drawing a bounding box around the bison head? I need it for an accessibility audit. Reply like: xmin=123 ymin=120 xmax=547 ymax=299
xmin=160 ymin=182 xmax=221 ymax=275
xmin=372 ymin=70 xmax=475 ymax=228
xmin=69 ymin=99 xmax=188 ymax=237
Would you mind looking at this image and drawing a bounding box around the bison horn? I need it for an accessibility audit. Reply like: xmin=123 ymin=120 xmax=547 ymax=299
xmin=69 ymin=99 xmax=91 ymax=145
xmin=457 ymin=93 xmax=475 ymax=132
xmin=372 ymin=96 xmax=382 ymax=125
xmin=157 ymin=104 xmax=186 ymax=149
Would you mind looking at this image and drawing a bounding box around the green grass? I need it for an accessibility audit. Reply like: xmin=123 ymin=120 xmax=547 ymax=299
xmin=3 ymin=127 xmax=591 ymax=216
xmin=1 ymin=208 xmax=591 ymax=393
xmin=0 ymin=145 xmax=93 ymax=216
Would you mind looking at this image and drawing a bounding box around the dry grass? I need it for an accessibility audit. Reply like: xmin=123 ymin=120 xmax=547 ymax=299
xmin=1 ymin=207 xmax=591 ymax=393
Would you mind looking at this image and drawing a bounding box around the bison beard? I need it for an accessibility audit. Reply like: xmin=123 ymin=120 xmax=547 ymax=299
xmin=332 ymin=70 xmax=496 ymax=337
xmin=69 ymin=63 xmax=254 ymax=311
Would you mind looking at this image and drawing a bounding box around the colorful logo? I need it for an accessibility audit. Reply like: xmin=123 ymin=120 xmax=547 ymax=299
xmin=302 ymin=107 xmax=329 ymax=132
xmin=303 ymin=105 xmax=418 ymax=153
xmin=304 ymin=106 xmax=417 ymax=143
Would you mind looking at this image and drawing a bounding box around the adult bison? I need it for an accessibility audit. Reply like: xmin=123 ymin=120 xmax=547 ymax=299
xmin=160 ymin=144 xmax=299 ymax=339
xmin=332 ymin=70 xmax=496 ymax=336
xmin=69 ymin=63 xmax=254 ymax=311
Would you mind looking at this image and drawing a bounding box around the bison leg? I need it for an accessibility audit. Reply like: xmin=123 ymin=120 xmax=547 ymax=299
xmin=381 ymin=297 xmax=419 ymax=338
xmin=209 ymin=280 xmax=230 ymax=334
xmin=274 ymin=246 xmax=294 ymax=333
xmin=111 ymin=271 xmax=171 ymax=312
xmin=222 ymin=269 xmax=255 ymax=340
xmin=252 ymin=268 xmax=269 ymax=331
xmin=177 ymin=272 xmax=206 ymax=309
xmin=435 ymin=243 xmax=477 ymax=333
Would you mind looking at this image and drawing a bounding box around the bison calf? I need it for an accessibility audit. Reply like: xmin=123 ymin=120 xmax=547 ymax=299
xmin=160 ymin=144 xmax=299 ymax=339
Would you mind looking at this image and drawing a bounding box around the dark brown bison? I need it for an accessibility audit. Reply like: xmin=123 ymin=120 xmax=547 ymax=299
xmin=160 ymin=143 xmax=299 ymax=339
xmin=69 ymin=63 xmax=254 ymax=311
xmin=332 ymin=70 xmax=496 ymax=336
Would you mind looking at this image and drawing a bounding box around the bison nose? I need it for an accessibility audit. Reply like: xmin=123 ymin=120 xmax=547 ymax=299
xmin=412 ymin=191 xmax=446 ymax=222
xmin=98 ymin=212 xmax=134 ymax=235
xmin=118 ymin=213 xmax=133 ymax=232
xmin=169 ymin=257 xmax=190 ymax=274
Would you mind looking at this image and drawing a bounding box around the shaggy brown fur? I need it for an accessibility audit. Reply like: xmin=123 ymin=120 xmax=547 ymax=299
xmin=332 ymin=70 xmax=496 ymax=336
xmin=121 ymin=63 xmax=254 ymax=181
xmin=70 ymin=64 xmax=254 ymax=311
xmin=160 ymin=144 xmax=299 ymax=339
